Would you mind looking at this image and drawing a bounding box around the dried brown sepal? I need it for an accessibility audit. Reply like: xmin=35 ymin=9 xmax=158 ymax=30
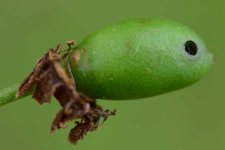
xmin=17 ymin=43 xmax=115 ymax=144
xmin=17 ymin=45 xmax=65 ymax=104
xmin=16 ymin=54 xmax=48 ymax=99
xmin=69 ymin=105 xmax=116 ymax=144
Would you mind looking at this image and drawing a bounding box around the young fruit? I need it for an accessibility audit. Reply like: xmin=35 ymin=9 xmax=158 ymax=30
xmin=70 ymin=19 xmax=213 ymax=100
xmin=0 ymin=19 xmax=213 ymax=144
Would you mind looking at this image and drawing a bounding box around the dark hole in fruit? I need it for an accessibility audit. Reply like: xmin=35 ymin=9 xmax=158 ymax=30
xmin=185 ymin=40 xmax=198 ymax=56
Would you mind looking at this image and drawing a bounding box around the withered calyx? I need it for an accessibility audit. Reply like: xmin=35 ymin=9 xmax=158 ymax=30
xmin=17 ymin=42 xmax=115 ymax=144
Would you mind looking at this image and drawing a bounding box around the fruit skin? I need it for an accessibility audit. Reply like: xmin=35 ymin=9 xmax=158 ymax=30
xmin=69 ymin=19 xmax=213 ymax=100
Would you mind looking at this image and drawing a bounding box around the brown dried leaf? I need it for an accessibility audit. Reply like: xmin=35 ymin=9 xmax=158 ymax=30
xmin=17 ymin=43 xmax=115 ymax=144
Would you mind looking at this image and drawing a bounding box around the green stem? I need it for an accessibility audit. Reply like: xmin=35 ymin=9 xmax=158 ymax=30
xmin=0 ymin=84 xmax=27 ymax=107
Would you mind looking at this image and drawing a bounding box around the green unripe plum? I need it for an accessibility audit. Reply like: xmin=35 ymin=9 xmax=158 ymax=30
xmin=69 ymin=19 xmax=213 ymax=100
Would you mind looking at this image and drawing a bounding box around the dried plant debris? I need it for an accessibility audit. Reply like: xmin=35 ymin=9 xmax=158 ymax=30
xmin=16 ymin=43 xmax=115 ymax=144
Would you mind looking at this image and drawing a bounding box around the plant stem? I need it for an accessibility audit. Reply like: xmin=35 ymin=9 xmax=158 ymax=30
xmin=0 ymin=84 xmax=26 ymax=107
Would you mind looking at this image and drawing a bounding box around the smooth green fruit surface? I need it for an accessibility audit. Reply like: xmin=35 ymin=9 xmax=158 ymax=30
xmin=69 ymin=19 xmax=213 ymax=100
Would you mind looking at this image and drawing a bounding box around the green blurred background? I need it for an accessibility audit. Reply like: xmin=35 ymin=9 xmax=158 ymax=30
xmin=0 ymin=0 xmax=224 ymax=149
